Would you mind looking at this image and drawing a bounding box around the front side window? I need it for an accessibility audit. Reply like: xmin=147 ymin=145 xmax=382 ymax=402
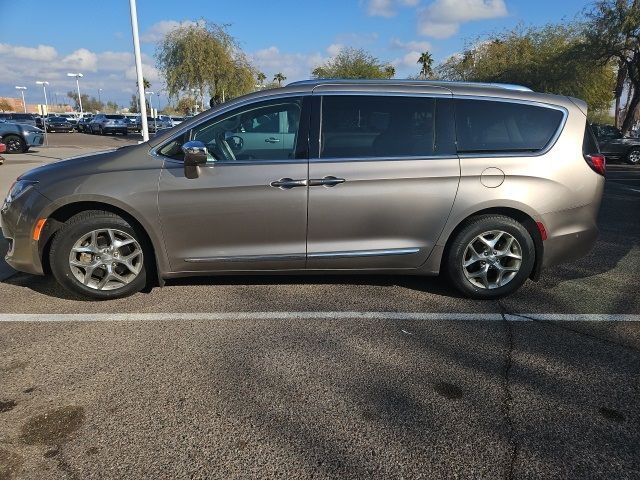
xmin=455 ymin=99 xmax=564 ymax=154
xmin=159 ymin=97 xmax=304 ymax=162
xmin=320 ymin=95 xmax=446 ymax=159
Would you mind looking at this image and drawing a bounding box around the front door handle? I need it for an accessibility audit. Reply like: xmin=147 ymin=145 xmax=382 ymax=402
xmin=270 ymin=178 xmax=307 ymax=189
xmin=308 ymin=176 xmax=346 ymax=187
xmin=265 ymin=137 xmax=280 ymax=143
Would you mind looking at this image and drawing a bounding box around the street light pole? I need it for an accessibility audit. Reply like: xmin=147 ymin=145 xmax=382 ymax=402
xmin=146 ymin=91 xmax=156 ymax=131
xmin=15 ymin=86 xmax=27 ymax=113
xmin=67 ymin=73 xmax=84 ymax=115
xmin=129 ymin=0 xmax=149 ymax=141
xmin=98 ymin=88 xmax=102 ymax=106
xmin=36 ymin=81 xmax=49 ymax=145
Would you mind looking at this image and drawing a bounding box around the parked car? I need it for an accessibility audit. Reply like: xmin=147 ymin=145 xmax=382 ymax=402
xmin=77 ymin=116 xmax=93 ymax=133
xmin=0 ymin=122 xmax=44 ymax=153
xmin=146 ymin=116 xmax=173 ymax=133
xmin=0 ymin=113 xmax=38 ymax=127
xmin=46 ymin=116 xmax=74 ymax=133
xmin=125 ymin=115 xmax=141 ymax=133
xmin=1 ymin=80 xmax=605 ymax=300
xmin=56 ymin=113 xmax=80 ymax=129
xmin=89 ymin=114 xmax=128 ymax=135
xmin=170 ymin=116 xmax=185 ymax=127
xmin=591 ymin=123 xmax=640 ymax=165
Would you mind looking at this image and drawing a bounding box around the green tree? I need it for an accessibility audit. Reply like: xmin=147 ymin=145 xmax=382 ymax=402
xmin=156 ymin=21 xmax=256 ymax=105
xmin=137 ymin=77 xmax=151 ymax=90
xmin=417 ymin=51 xmax=434 ymax=79
xmin=436 ymin=24 xmax=616 ymax=117
xmin=105 ymin=101 xmax=119 ymax=113
xmin=257 ymin=72 xmax=266 ymax=86
xmin=67 ymin=91 xmax=104 ymax=113
xmin=584 ymin=0 xmax=640 ymax=134
xmin=273 ymin=72 xmax=286 ymax=87
xmin=176 ymin=96 xmax=196 ymax=115
xmin=0 ymin=99 xmax=12 ymax=112
xmin=312 ymin=48 xmax=394 ymax=79
xmin=129 ymin=94 xmax=139 ymax=113
xmin=384 ymin=65 xmax=396 ymax=78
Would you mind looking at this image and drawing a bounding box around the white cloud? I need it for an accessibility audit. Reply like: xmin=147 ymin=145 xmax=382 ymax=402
xmin=366 ymin=0 xmax=420 ymax=17
xmin=62 ymin=48 xmax=98 ymax=72
xmin=326 ymin=43 xmax=344 ymax=57
xmin=0 ymin=42 xmax=165 ymax=106
xmin=390 ymin=38 xmax=432 ymax=52
xmin=141 ymin=19 xmax=203 ymax=43
xmin=250 ymin=46 xmax=331 ymax=81
xmin=391 ymin=50 xmax=422 ymax=69
xmin=0 ymin=43 xmax=58 ymax=61
xmin=418 ymin=0 xmax=508 ymax=38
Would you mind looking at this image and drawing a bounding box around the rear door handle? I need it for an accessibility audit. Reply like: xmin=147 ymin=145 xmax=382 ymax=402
xmin=265 ymin=137 xmax=280 ymax=143
xmin=270 ymin=178 xmax=308 ymax=189
xmin=308 ymin=176 xmax=346 ymax=187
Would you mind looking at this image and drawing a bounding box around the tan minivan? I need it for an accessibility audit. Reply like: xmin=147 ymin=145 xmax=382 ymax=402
xmin=1 ymin=80 xmax=605 ymax=300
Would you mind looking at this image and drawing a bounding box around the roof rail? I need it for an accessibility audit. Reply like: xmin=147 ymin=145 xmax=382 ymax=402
xmin=287 ymin=79 xmax=533 ymax=92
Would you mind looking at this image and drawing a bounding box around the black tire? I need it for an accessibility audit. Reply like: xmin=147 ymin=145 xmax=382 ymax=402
xmin=49 ymin=211 xmax=148 ymax=300
xmin=99 ymin=126 xmax=104 ymax=135
xmin=3 ymin=134 xmax=26 ymax=153
xmin=626 ymin=147 xmax=640 ymax=165
xmin=445 ymin=215 xmax=535 ymax=299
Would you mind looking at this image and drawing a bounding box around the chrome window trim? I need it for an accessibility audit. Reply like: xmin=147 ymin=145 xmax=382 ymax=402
xmin=313 ymin=90 xmax=452 ymax=98
xmin=309 ymin=154 xmax=458 ymax=164
xmin=150 ymin=92 xmax=311 ymax=163
xmin=452 ymin=95 xmax=569 ymax=158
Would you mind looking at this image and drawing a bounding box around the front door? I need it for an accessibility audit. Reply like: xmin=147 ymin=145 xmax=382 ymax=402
xmin=157 ymin=96 xmax=309 ymax=272
xmin=306 ymin=93 xmax=460 ymax=270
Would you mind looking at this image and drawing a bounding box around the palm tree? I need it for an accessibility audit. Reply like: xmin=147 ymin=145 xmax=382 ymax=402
xmin=136 ymin=77 xmax=151 ymax=90
xmin=257 ymin=72 xmax=266 ymax=87
xmin=417 ymin=52 xmax=434 ymax=79
xmin=274 ymin=72 xmax=286 ymax=87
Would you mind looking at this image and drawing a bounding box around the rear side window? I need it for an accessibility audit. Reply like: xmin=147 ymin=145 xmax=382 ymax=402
xmin=583 ymin=123 xmax=600 ymax=155
xmin=455 ymin=99 xmax=564 ymax=154
xmin=320 ymin=95 xmax=454 ymax=159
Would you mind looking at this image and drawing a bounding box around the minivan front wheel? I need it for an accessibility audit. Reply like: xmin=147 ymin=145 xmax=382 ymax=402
xmin=627 ymin=147 xmax=640 ymax=165
xmin=446 ymin=215 xmax=535 ymax=299
xmin=49 ymin=211 xmax=147 ymax=299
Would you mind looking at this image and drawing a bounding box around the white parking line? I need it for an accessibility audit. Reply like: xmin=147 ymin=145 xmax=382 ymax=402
xmin=0 ymin=312 xmax=638 ymax=322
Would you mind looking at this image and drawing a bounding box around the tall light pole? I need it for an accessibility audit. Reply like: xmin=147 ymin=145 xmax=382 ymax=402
xmin=36 ymin=81 xmax=49 ymax=145
xmin=145 ymin=91 xmax=157 ymax=131
xmin=15 ymin=86 xmax=27 ymax=113
xmin=67 ymin=73 xmax=84 ymax=115
xmin=129 ymin=0 xmax=149 ymax=141
xmin=98 ymin=88 xmax=103 ymax=107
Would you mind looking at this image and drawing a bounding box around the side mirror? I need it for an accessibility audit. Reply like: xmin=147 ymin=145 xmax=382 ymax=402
xmin=182 ymin=140 xmax=208 ymax=179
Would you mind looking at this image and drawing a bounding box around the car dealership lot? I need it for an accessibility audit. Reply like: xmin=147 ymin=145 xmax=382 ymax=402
xmin=0 ymin=144 xmax=639 ymax=478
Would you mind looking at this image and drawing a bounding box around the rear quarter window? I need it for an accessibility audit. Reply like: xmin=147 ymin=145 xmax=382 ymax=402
xmin=455 ymin=99 xmax=564 ymax=154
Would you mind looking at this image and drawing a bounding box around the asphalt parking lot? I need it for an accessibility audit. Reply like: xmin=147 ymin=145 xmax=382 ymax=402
xmin=0 ymin=137 xmax=639 ymax=479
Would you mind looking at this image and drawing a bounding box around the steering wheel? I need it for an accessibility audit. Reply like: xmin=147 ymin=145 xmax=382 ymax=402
xmin=226 ymin=135 xmax=244 ymax=152
xmin=215 ymin=131 xmax=236 ymax=161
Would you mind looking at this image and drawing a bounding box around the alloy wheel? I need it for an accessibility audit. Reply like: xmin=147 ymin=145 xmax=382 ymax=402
xmin=462 ymin=230 xmax=522 ymax=289
xmin=68 ymin=228 xmax=143 ymax=291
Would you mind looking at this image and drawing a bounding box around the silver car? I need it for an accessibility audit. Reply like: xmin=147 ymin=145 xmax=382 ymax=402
xmin=1 ymin=80 xmax=605 ymax=300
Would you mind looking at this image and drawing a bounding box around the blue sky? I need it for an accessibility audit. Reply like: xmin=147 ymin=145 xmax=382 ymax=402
xmin=0 ymin=0 xmax=590 ymax=108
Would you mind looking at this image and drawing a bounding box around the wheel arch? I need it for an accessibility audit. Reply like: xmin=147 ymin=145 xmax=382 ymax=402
xmin=439 ymin=206 xmax=544 ymax=281
xmin=40 ymin=200 xmax=164 ymax=287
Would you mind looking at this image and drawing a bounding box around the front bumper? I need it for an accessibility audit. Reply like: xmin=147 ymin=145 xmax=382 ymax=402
xmin=1 ymin=188 xmax=51 ymax=275
xmin=23 ymin=131 xmax=44 ymax=147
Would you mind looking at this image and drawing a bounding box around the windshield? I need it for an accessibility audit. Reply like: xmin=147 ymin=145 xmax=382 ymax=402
xmin=106 ymin=115 xmax=125 ymax=120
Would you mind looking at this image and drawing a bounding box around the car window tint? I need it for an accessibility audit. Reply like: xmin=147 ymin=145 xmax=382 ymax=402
xmin=159 ymin=97 xmax=303 ymax=161
xmin=455 ymin=99 xmax=563 ymax=153
xmin=320 ymin=95 xmax=443 ymax=159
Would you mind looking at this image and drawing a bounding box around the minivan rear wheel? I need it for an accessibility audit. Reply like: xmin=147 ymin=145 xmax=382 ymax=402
xmin=49 ymin=211 xmax=147 ymax=299
xmin=445 ymin=215 xmax=535 ymax=299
